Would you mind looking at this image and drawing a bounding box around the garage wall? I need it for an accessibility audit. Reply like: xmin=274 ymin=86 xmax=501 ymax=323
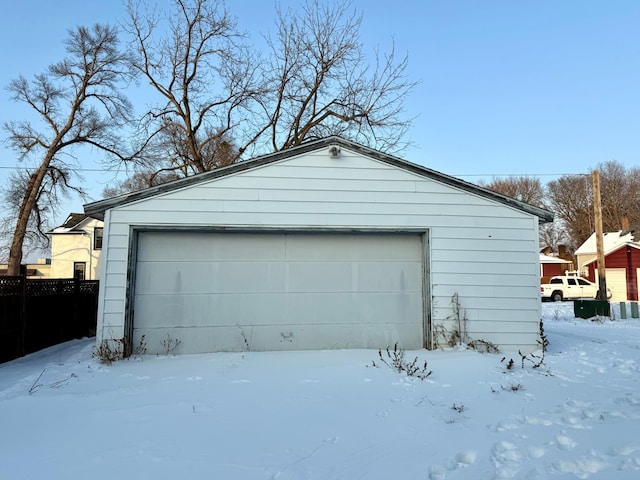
xmin=96 ymin=148 xmax=540 ymax=352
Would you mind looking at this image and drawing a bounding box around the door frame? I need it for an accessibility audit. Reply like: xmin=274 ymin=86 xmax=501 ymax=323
xmin=123 ymin=226 xmax=432 ymax=356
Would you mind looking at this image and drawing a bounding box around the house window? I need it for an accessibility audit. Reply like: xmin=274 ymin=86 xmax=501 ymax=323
xmin=94 ymin=227 xmax=103 ymax=250
xmin=74 ymin=262 xmax=86 ymax=280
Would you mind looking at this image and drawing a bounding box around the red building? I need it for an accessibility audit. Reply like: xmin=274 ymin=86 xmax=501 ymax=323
xmin=539 ymin=254 xmax=573 ymax=279
xmin=577 ymin=231 xmax=640 ymax=302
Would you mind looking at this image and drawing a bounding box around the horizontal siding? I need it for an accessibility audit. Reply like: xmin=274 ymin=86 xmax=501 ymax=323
xmin=431 ymin=237 xmax=536 ymax=253
xmin=107 ymin=211 xmax=534 ymax=234
xmin=431 ymin=284 xmax=536 ymax=300
xmin=128 ymin=197 xmax=529 ymax=218
xmin=97 ymin=148 xmax=542 ymax=352
xmin=435 ymin=318 xmax=538 ymax=334
xmin=431 ymin=261 xmax=535 ymax=276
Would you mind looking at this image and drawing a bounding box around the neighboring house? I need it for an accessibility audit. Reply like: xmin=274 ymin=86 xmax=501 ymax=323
xmin=0 ymin=258 xmax=51 ymax=278
xmin=84 ymin=136 xmax=553 ymax=357
xmin=575 ymin=231 xmax=640 ymax=301
xmin=539 ymin=253 xmax=573 ymax=279
xmin=48 ymin=213 xmax=104 ymax=280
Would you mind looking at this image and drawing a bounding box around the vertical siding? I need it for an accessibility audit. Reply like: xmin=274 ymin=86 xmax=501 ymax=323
xmin=97 ymin=149 xmax=542 ymax=352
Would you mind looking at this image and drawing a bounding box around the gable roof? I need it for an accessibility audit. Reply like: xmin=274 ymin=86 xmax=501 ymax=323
xmin=48 ymin=213 xmax=101 ymax=234
xmin=575 ymin=230 xmax=640 ymax=256
xmin=540 ymin=254 xmax=572 ymax=264
xmin=84 ymin=136 xmax=554 ymax=223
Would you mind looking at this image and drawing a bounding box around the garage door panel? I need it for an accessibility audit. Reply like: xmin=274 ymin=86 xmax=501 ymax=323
xmin=215 ymin=262 xmax=286 ymax=292
xmin=133 ymin=231 xmax=425 ymax=353
xmin=136 ymin=290 xmax=424 ymax=330
xmin=284 ymin=234 xmax=422 ymax=261
xmin=134 ymin=321 xmax=424 ymax=355
xmin=135 ymin=293 xmax=287 ymax=328
xmin=286 ymin=262 xmax=423 ymax=293
xmin=357 ymin=262 xmax=423 ymax=292
xmin=137 ymin=232 xmax=286 ymax=262
xmin=136 ymin=262 xmax=287 ymax=294
xmin=284 ymin=292 xmax=423 ymax=324
xmin=286 ymin=262 xmax=353 ymax=292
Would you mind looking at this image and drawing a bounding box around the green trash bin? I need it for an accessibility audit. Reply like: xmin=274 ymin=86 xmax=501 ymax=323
xmin=574 ymin=300 xmax=611 ymax=319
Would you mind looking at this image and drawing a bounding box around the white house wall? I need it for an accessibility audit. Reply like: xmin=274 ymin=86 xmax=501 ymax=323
xmin=97 ymin=148 xmax=541 ymax=352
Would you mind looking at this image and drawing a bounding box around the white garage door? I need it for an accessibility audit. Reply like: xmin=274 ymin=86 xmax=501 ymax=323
xmin=605 ymin=268 xmax=627 ymax=302
xmin=132 ymin=231 xmax=425 ymax=354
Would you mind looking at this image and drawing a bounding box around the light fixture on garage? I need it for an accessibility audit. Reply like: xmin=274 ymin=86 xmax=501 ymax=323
xmin=328 ymin=145 xmax=340 ymax=158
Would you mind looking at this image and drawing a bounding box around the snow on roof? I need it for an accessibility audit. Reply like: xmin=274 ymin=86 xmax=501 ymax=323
xmin=574 ymin=230 xmax=639 ymax=256
xmin=539 ymin=253 xmax=572 ymax=264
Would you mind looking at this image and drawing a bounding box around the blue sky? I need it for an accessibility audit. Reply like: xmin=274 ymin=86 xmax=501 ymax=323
xmin=1 ymin=0 xmax=639 ymax=231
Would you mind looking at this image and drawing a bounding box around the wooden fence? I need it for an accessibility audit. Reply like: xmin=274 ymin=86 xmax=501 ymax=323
xmin=0 ymin=276 xmax=99 ymax=363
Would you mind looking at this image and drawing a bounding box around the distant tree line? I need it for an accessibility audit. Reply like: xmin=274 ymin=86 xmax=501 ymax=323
xmin=2 ymin=0 xmax=635 ymax=272
xmin=480 ymin=160 xmax=640 ymax=254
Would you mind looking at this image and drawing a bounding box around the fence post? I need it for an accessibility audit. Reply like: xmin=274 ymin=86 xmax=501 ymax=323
xmin=18 ymin=269 xmax=27 ymax=357
xmin=73 ymin=277 xmax=80 ymax=339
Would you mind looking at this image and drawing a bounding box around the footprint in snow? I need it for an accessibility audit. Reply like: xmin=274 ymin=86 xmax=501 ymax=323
xmin=555 ymin=435 xmax=577 ymax=450
xmin=428 ymin=450 xmax=476 ymax=480
xmin=553 ymin=457 xmax=607 ymax=477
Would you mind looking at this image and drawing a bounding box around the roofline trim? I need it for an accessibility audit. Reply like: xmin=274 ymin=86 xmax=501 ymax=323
xmin=84 ymin=136 xmax=554 ymax=223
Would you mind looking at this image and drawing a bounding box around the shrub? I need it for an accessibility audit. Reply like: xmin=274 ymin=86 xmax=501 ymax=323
xmin=371 ymin=343 xmax=432 ymax=380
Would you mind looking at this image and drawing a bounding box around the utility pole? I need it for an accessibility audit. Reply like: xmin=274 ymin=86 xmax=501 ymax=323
xmin=592 ymin=170 xmax=607 ymax=301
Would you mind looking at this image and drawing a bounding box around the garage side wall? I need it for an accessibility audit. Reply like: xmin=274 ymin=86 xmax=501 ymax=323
xmin=96 ymin=149 xmax=541 ymax=353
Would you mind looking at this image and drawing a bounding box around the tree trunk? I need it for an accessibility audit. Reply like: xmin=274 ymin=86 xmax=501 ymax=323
xmin=7 ymin=164 xmax=50 ymax=276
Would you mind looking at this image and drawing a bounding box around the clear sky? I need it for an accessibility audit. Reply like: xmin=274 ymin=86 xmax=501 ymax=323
xmin=1 ymin=0 xmax=639 ymax=232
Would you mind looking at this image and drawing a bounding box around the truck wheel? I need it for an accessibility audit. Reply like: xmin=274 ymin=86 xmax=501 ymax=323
xmin=552 ymin=291 xmax=563 ymax=302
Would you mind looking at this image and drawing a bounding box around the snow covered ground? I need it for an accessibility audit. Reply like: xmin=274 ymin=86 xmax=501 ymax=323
xmin=2 ymin=302 xmax=640 ymax=479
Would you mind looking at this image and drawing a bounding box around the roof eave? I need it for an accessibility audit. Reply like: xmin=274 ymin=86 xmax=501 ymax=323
xmin=84 ymin=136 xmax=555 ymax=223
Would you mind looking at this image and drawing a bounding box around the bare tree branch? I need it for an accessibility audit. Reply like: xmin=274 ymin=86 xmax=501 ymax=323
xmin=2 ymin=24 xmax=135 ymax=274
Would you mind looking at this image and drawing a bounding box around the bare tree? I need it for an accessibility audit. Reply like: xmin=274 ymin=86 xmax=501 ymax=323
xmin=479 ymin=175 xmax=567 ymax=252
xmin=598 ymin=161 xmax=640 ymax=232
xmin=479 ymin=176 xmax=545 ymax=207
xmin=102 ymin=170 xmax=181 ymax=198
xmin=255 ymin=0 xmax=417 ymax=153
xmin=0 ymin=168 xmax=81 ymax=262
xmin=2 ymin=24 xmax=134 ymax=274
xmin=545 ymin=161 xmax=640 ymax=250
xmin=125 ymin=0 xmax=262 ymax=175
xmin=546 ymin=174 xmax=593 ymax=250
xmin=124 ymin=0 xmax=417 ymax=182
xmin=539 ymin=222 xmax=572 ymax=254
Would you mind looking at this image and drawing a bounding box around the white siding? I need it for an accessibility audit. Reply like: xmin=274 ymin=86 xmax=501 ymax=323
xmin=50 ymin=217 xmax=103 ymax=280
xmin=96 ymin=148 xmax=541 ymax=353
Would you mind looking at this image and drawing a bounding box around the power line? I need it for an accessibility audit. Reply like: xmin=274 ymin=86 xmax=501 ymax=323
xmin=0 ymin=164 xmax=590 ymax=177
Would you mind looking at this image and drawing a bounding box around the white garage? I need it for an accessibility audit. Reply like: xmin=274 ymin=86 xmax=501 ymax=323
xmin=85 ymin=136 xmax=553 ymax=357
xmin=133 ymin=231 xmax=425 ymax=353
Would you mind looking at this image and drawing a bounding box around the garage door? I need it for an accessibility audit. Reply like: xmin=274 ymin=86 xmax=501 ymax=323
xmin=132 ymin=231 xmax=425 ymax=354
xmin=605 ymin=268 xmax=627 ymax=302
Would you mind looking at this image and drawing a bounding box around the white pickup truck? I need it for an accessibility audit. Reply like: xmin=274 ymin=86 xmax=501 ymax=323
xmin=540 ymin=276 xmax=599 ymax=302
